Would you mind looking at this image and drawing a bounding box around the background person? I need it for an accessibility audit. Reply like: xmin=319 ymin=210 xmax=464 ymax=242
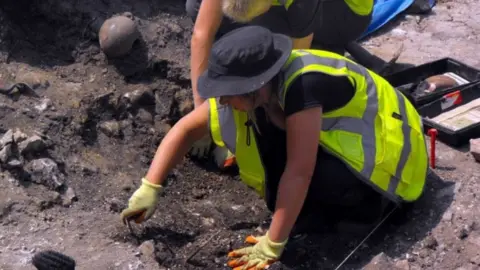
xmin=186 ymin=0 xmax=377 ymax=167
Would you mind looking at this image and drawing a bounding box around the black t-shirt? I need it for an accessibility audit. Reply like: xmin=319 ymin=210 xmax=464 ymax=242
xmin=253 ymin=73 xmax=355 ymax=209
xmin=251 ymin=0 xmax=321 ymax=38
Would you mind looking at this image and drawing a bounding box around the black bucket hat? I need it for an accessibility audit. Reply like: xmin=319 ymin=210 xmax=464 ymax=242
xmin=197 ymin=25 xmax=292 ymax=99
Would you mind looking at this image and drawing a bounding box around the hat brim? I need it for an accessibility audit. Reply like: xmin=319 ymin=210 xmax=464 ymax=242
xmin=197 ymin=33 xmax=293 ymax=99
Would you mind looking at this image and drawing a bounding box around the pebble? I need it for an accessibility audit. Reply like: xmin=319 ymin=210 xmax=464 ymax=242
xmin=34 ymin=98 xmax=53 ymax=113
xmin=98 ymin=120 xmax=121 ymax=137
xmin=139 ymin=240 xmax=156 ymax=258
xmin=457 ymin=226 xmax=470 ymax=240
xmin=424 ymin=235 xmax=438 ymax=249
xmin=62 ymin=187 xmax=77 ymax=207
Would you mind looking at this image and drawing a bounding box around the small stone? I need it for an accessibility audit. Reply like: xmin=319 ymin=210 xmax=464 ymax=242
xmin=457 ymin=226 xmax=470 ymax=239
xmin=6 ymin=159 xmax=22 ymax=168
xmin=442 ymin=210 xmax=454 ymax=222
xmin=395 ymin=259 xmax=410 ymax=270
xmin=98 ymin=120 xmax=121 ymax=137
xmin=24 ymin=158 xmax=65 ymax=190
xmin=18 ymin=135 xmax=47 ymax=155
xmin=34 ymin=98 xmax=53 ymax=113
xmin=139 ymin=240 xmax=156 ymax=258
xmin=13 ymin=130 xmax=27 ymax=144
xmin=201 ymin=217 xmax=215 ymax=227
xmin=0 ymin=129 xmax=13 ymax=147
xmin=36 ymin=191 xmax=62 ymax=210
xmin=108 ymin=198 xmax=124 ymax=213
xmin=424 ymin=235 xmax=438 ymax=249
xmin=470 ymin=255 xmax=480 ymax=265
xmin=0 ymin=143 xmax=12 ymax=163
xmin=121 ymin=89 xmax=155 ymax=109
xmin=419 ymin=249 xmax=428 ymax=258
xmin=470 ymin=138 xmax=480 ymax=162
xmin=155 ymin=120 xmax=172 ymax=136
xmin=136 ymin=108 xmax=153 ymax=124
xmin=62 ymin=187 xmax=77 ymax=206
xmin=178 ymin=99 xmax=193 ymax=116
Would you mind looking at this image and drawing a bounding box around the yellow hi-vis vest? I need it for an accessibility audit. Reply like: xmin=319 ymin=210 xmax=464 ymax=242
xmin=207 ymin=49 xmax=428 ymax=204
xmin=271 ymin=0 xmax=373 ymax=16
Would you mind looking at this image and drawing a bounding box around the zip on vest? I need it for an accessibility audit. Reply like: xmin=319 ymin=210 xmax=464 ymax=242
xmin=245 ymin=118 xmax=252 ymax=146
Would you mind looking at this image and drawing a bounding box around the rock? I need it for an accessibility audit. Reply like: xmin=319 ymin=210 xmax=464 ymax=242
xmin=25 ymin=158 xmax=65 ymax=190
xmin=6 ymin=159 xmax=22 ymax=168
xmin=13 ymin=130 xmax=28 ymax=144
xmin=34 ymin=98 xmax=53 ymax=113
xmin=424 ymin=235 xmax=438 ymax=249
xmin=178 ymin=99 xmax=193 ymax=116
xmin=62 ymin=187 xmax=77 ymax=207
xmin=442 ymin=210 xmax=454 ymax=222
xmin=395 ymin=259 xmax=410 ymax=270
xmin=0 ymin=144 xmax=12 ymax=163
xmin=471 ymin=255 xmax=480 ymax=265
xmin=18 ymin=135 xmax=47 ymax=155
xmin=99 ymin=15 xmax=140 ymax=58
xmin=155 ymin=120 xmax=172 ymax=136
xmin=364 ymin=252 xmax=394 ymax=270
xmin=108 ymin=198 xmax=124 ymax=213
xmin=36 ymin=191 xmax=61 ymax=210
xmin=139 ymin=240 xmax=156 ymax=258
xmin=201 ymin=217 xmax=215 ymax=227
xmin=0 ymin=129 xmax=13 ymax=148
xmin=470 ymin=138 xmax=480 ymax=162
xmin=15 ymin=69 xmax=50 ymax=89
xmin=457 ymin=225 xmax=470 ymax=240
xmin=136 ymin=108 xmax=153 ymax=124
xmin=121 ymin=89 xmax=155 ymax=109
xmin=98 ymin=120 xmax=121 ymax=137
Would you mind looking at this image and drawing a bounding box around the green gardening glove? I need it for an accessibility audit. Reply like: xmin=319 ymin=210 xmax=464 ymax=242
xmin=120 ymin=177 xmax=163 ymax=224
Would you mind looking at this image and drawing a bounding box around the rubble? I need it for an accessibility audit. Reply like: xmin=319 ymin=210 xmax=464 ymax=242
xmin=24 ymin=158 xmax=65 ymax=190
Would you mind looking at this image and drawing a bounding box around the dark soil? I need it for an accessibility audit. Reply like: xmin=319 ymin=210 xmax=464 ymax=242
xmin=0 ymin=0 xmax=479 ymax=270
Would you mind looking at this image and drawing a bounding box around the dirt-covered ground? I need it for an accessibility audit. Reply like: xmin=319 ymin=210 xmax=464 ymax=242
xmin=0 ymin=0 xmax=479 ymax=269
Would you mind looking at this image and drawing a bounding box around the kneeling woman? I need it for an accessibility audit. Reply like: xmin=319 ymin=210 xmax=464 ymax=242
xmin=121 ymin=26 xmax=428 ymax=270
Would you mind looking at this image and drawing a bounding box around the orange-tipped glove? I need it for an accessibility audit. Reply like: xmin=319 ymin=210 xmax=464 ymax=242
xmin=227 ymin=231 xmax=287 ymax=270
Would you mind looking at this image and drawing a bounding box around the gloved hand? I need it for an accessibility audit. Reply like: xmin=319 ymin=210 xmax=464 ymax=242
xmin=227 ymin=231 xmax=287 ymax=270
xmin=189 ymin=134 xmax=212 ymax=158
xmin=212 ymin=146 xmax=236 ymax=170
xmin=120 ymin=177 xmax=163 ymax=224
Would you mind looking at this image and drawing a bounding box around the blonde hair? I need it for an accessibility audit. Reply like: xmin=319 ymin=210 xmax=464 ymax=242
xmin=222 ymin=0 xmax=272 ymax=22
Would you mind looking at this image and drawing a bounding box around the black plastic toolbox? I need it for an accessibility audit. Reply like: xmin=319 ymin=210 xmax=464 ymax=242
xmin=417 ymin=80 xmax=480 ymax=147
xmin=384 ymin=58 xmax=480 ymax=107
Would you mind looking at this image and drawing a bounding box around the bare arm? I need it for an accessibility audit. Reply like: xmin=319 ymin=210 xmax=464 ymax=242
xmin=291 ymin=33 xmax=314 ymax=49
xmin=145 ymin=101 xmax=210 ymax=185
xmin=190 ymin=0 xmax=223 ymax=108
xmin=268 ymin=106 xmax=322 ymax=242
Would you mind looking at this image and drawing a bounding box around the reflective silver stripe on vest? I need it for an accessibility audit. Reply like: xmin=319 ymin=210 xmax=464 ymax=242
xmin=278 ymin=53 xmax=411 ymax=202
xmin=216 ymin=102 xmax=237 ymax=153
xmin=388 ymin=89 xmax=411 ymax=194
